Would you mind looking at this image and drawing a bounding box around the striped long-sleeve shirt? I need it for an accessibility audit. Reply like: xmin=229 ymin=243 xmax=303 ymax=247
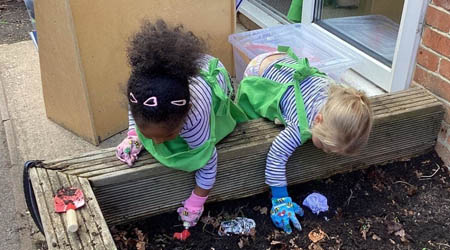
xmin=245 ymin=54 xmax=329 ymax=187
xmin=128 ymin=54 xmax=229 ymax=190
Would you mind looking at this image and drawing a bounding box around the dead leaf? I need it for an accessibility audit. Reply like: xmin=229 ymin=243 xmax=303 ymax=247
xmin=238 ymin=238 xmax=244 ymax=249
xmin=372 ymin=234 xmax=381 ymax=241
xmin=249 ymin=228 xmax=256 ymax=238
xmin=308 ymin=228 xmax=327 ymax=243
xmin=260 ymin=207 xmax=268 ymax=215
xmin=201 ymin=214 xmax=215 ymax=225
xmin=238 ymin=237 xmax=250 ymax=249
xmin=372 ymin=183 xmax=384 ymax=192
xmin=407 ymin=185 xmax=418 ymax=196
xmin=386 ymin=222 xmax=403 ymax=234
xmin=335 ymin=207 xmax=343 ymax=220
xmin=421 ymin=160 xmax=431 ymax=165
xmin=394 ymin=229 xmax=409 ymax=242
xmin=289 ymin=238 xmax=297 ymax=248
xmin=136 ymin=241 xmax=146 ymax=250
xmin=268 ymin=229 xmax=283 ymax=241
xmin=201 ymin=213 xmax=221 ymax=229
xmin=253 ymin=206 xmax=261 ymax=211
xmin=415 ymin=170 xmax=423 ymax=178
xmin=134 ymin=228 xmax=145 ymax=241
xmin=271 ymin=240 xmax=284 ymax=245
xmin=308 ymin=242 xmax=324 ymax=250
xmin=360 ymin=224 xmax=370 ymax=240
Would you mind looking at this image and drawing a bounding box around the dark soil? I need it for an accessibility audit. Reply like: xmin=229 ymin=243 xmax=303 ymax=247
xmin=0 ymin=0 xmax=32 ymax=44
xmin=112 ymin=151 xmax=450 ymax=250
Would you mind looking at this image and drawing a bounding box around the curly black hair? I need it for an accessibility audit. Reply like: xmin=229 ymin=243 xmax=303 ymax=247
xmin=127 ymin=19 xmax=207 ymax=129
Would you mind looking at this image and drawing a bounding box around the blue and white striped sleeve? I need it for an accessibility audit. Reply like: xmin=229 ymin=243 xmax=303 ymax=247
xmin=128 ymin=107 xmax=136 ymax=131
xmin=182 ymin=115 xmax=218 ymax=190
xmin=265 ymin=123 xmax=302 ymax=187
xmin=180 ymin=54 xmax=231 ymax=190
xmin=181 ymin=78 xmax=217 ymax=190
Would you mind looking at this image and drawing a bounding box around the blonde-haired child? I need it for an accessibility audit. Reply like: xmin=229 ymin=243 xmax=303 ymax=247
xmin=237 ymin=47 xmax=373 ymax=234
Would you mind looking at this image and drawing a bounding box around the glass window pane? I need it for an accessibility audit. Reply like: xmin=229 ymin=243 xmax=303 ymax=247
xmin=316 ymin=0 xmax=404 ymax=66
xmin=256 ymin=0 xmax=293 ymax=16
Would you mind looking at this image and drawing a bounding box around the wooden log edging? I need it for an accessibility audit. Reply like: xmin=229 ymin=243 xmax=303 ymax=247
xmin=29 ymin=167 xmax=117 ymax=250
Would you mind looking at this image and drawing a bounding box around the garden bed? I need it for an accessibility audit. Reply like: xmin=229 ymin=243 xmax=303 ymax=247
xmin=112 ymin=151 xmax=450 ymax=250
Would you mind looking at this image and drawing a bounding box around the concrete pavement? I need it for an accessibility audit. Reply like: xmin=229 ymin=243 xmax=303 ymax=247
xmin=0 ymin=120 xmax=20 ymax=250
xmin=0 ymin=40 xmax=125 ymax=249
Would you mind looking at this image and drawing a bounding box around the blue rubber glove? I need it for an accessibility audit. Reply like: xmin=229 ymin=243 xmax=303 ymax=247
xmin=270 ymin=186 xmax=304 ymax=234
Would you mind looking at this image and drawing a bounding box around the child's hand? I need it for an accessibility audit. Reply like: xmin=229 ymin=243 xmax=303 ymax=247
xmin=116 ymin=130 xmax=143 ymax=166
xmin=270 ymin=197 xmax=304 ymax=234
xmin=177 ymin=206 xmax=204 ymax=228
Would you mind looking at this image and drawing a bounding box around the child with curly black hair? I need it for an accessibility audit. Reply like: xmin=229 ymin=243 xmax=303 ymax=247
xmin=115 ymin=20 xmax=247 ymax=239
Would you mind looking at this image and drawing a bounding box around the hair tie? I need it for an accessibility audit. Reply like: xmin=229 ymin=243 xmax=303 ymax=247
xmin=129 ymin=92 xmax=138 ymax=103
xmin=171 ymin=99 xmax=187 ymax=106
xmin=129 ymin=93 xmax=186 ymax=107
xmin=143 ymin=96 xmax=158 ymax=107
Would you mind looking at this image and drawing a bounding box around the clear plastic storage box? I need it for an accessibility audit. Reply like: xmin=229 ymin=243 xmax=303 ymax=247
xmin=229 ymin=23 xmax=359 ymax=82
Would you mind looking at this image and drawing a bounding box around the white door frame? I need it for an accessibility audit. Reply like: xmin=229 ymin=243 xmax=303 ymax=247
xmin=302 ymin=0 xmax=429 ymax=92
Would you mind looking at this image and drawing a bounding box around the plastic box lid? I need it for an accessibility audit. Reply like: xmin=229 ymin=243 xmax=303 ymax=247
xmin=229 ymin=23 xmax=360 ymax=81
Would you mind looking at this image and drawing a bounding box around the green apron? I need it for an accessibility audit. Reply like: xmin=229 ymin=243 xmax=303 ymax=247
xmin=236 ymin=46 xmax=326 ymax=143
xmin=287 ymin=0 xmax=303 ymax=23
xmin=137 ymin=57 xmax=248 ymax=172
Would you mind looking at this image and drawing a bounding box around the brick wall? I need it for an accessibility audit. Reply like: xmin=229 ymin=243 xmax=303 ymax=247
xmin=413 ymin=0 xmax=450 ymax=163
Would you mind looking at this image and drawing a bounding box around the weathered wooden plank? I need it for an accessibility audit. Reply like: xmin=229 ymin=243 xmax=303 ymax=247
xmin=62 ymin=154 xmax=154 ymax=176
xmin=371 ymin=94 xmax=436 ymax=112
xmin=44 ymin=148 xmax=115 ymax=166
xmin=45 ymin=170 xmax=83 ymax=250
xmin=76 ymin=177 xmax=117 ymax=250
xmin=371 ymin=89 xmax=433 ymax=104
xmin=374 ymin=102 xmax=442 ymax=124
xmin=30 ymin=168 xmax=61 ymax=249
xmin=369 ymin=87 xmax=421 ymax=102
xmin=56 ymin=172 xmax=101 ymax=250
xmin=35 ymin=169 xmax=73 ymax=249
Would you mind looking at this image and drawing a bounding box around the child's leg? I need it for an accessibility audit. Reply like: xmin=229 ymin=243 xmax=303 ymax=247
xmin=244 ymin=52 xmax=286 ymax=77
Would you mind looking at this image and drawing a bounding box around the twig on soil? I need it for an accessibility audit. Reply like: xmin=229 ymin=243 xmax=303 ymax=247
xmin=436 ymin=242 xmax=450 ymax=249
xmin=420 ymin=163 xmax=441 ymax=180
xmin=394 ymin=181 xmax=414 ymax=187
xmin=217 ymin=208 xmax=225 ymax=218
xmin=346 ymin=189 xmax=354 ymax=207
xmin=202 ymin=228 xmax=218 ymax=237
xmin=236 ymin=206 xmax=246 ymax=218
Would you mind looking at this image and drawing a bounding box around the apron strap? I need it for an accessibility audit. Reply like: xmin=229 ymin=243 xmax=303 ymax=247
xmin=199 ymin=57 xmax=233 ymax=116
xmin=274 ymin=46 xmax=325 ymax=142
xmin=275 ymin=46 xmax=327 ymax=83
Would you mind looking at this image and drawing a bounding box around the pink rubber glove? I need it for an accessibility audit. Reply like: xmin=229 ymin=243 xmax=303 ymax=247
xmin=116 ymin=130 xmax=143 ymax=166
xmin=177 ymin=191 xmax=208 ymax=227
